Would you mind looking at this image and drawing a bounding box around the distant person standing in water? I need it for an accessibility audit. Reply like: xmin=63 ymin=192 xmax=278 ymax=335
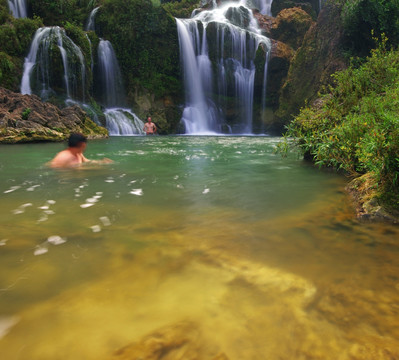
xmin=49 ymin=133 xmax=113 ymax=168
xmin=143 ymin=116 xmax=157 ymax=135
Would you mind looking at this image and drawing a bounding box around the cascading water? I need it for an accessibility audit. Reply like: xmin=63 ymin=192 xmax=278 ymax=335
xmin=85 ymin=6 xmax=100 ymax=32
xmin=97 ymin=40 xmax=144 ymax=135
xmin=21 ymin=26 xmax=86 ymax=102
xmin=8 ymin=0 xmax=27 ymax=18
xmin=177 ymin=1 xmax=271 ymax=134
xmin=252 ymin=0 xmax=273 ymax=16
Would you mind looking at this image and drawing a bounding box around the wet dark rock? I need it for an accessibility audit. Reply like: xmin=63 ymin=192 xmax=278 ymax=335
xmin=0 ymin=87 xmax=108 ymax=143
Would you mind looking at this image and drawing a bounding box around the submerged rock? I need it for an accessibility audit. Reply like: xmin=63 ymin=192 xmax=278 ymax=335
xmin=112 ymin=321 xmax=229 ymax=360
xmin=0 ymin=87 xmax=108 ymax=143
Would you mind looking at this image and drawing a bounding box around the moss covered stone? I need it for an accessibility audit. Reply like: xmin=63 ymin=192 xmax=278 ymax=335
xmin=276 ymin=0 xmax=347 ymax=125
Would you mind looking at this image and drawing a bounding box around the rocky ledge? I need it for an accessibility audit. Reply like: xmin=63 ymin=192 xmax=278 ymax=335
xmin=0 ymin=87 xmax=108 ymax=144
xmin=346 ymin=174 xmax=399 ymax=224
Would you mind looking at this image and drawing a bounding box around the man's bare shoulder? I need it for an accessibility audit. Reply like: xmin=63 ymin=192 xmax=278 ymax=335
xmin=49 ymin=149 xmax=77 ymax=168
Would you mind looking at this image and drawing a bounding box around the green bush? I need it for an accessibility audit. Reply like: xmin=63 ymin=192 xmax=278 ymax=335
xmin=342 ymin=0 xmax=399 ymax=55
xmin=96 ymin=0 xmax=181 ymax=98
xmin=285 ymin=39 xmax=399 ymax=207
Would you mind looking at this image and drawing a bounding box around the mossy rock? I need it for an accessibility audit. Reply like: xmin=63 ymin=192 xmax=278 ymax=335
xmin=271 ymin=0 xmax=317 ymax=18
xmin=270 ymin=7 xmax=314 ymax=50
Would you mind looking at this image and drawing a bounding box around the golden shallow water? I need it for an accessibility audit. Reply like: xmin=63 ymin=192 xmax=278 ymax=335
xmin=0 ymin=137 xmax=398 ymax=359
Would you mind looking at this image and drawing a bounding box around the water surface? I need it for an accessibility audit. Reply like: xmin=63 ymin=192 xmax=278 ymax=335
xmin=1 ymin=136 xmax=398 ymax=359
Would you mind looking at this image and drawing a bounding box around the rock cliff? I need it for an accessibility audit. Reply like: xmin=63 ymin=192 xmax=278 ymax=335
xmin=0 ymin=87 xmax=108 ymax=143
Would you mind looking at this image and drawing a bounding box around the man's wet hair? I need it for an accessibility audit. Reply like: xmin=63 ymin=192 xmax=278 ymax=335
xmin=68 ymin=133 xmax=87 ymax=148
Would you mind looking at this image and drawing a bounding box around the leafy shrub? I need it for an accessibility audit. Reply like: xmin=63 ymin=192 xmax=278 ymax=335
xmin=342 ymin=0 xmax=399 ymax=55
xmin=285 ymin=38 xmax=399 ymax=206
xmin=21 ymin=107 xmax=31 ymax=120
xmin=96 ymin=0 xmax=181 ymax=98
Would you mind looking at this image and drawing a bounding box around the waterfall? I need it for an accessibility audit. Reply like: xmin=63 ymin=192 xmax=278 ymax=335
xmin=105 ymin=109 xmax=145 ymax=135
xmin=8 ymin=0 xmax=27 ymax=18
xmin=97 ymin=40 xmax=126 ymax=107
xmin=177 ymin=3 xmax=270 ymax=134
xmin=85 ymin=7 xmax=100 ymax=31
xmin=251 ymin=0 xmax=273 ymax=16
xmin=21 ymin=26 xmax=86 ymax=102
xmin=97 ymin=40 xmax=144 ymax=135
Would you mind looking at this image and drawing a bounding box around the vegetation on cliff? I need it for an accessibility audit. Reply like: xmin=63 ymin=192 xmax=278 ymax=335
xmin=284 ymin=39 xmax=399 ymax=213
xmin=0 ymin=0 xmax=43 ymax=91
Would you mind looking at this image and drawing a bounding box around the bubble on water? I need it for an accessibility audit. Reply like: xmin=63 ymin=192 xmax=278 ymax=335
xmin=34 ymin=246 xmax=48 ymax=256
xmin=202 ymin=188 xmax=210 ymax=194
xmin=90 ymin=225 xmax=101 ymax=233
xmin=99 ymin=216 xmax=111 ymax=226
xmin=80 ymin=203 xmax=94 ymax=208
xmin=130 ymin=189 xmax=143 ymax=196
xmin=47 ymin=235 xmax=66 ymax=245
xmin=4 ymin=186 xmax=21 ymax=194
xmin=0 ymin=239 xmax=8 ymax=246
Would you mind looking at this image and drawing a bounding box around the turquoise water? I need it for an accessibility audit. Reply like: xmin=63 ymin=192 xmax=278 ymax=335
xmin=0 ymin=136 xmax=399 ymax=359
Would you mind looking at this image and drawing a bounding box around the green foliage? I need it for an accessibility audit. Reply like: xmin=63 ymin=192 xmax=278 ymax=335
xmin=285 ymin=39 xmax=399 ymax=207
xmin=96 ymin=0 xmax=181 ymax=98
xmin=342 ymin=0 xmax=399 ymax=56
xmin=0 ymin=15 xmax=42 ymax=90
xmin=21 ymin=108 xmax=31 ymax=120
xmin=31 ymin=0 xmax=95 ymax=26
xmin=162 ymin=0 xmax=199 ymax=18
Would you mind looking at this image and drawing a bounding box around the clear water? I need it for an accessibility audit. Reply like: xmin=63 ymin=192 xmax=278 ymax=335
xmin=1 ymin=136 xmax=399 ymax=359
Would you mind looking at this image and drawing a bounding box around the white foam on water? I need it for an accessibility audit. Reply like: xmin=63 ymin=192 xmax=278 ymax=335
xmin=37 ymin=215 xmax=48 ymax=223
xmin=38 ymin=206 xmax=49 ymax=210
xmin=47 ymin=236 xmax=66 ymax=245
xmin=90 ymin=225 xmax=101 ymax=233
xmin=34 ymin=246 xmax=48 ymax=256
xmin=99 ymin=216 xmax=111 ymax=226
xmin=0 ymin=239 xmax=8 ymax=246
xmin=130 ymin=189 xmax=143 ymax=196
xmin=105 ymin=179 xmax=115 ymax=183
xmin=202 ymin=188 xmax=210 ymax=194
xmin=80 ymin=203 xmax=95 ymax=208
xmin=26 ymin=185 xmax=41 ymax=191
xmin=4 ymin=186 xmax=21 ymax=194
xmin=86 ymin=198 xmax=98 ymax=203
xmin=43 ymin=210 xmax=55 ymax=215
xmin=47 ymin=200 xmax=56 ymax=205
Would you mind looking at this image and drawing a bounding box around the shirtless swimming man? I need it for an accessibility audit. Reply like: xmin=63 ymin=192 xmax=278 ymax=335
xmin=49 ymin=133 xmax=112 ymax=168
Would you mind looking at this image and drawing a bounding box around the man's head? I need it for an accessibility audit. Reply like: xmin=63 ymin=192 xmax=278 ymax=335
xmin=147 ymin=116 xmax=152 ymax=123
xmin=68 ymin=133 xmax=87 ymax=149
